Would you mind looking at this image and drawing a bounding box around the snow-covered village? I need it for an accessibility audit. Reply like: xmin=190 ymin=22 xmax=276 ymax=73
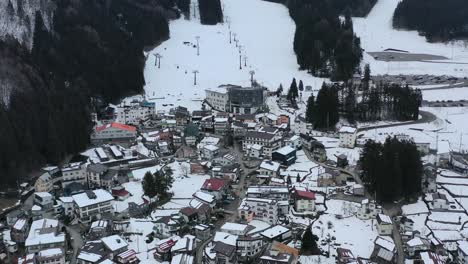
xmin=1 ymin=0 xmax=468 ymax=264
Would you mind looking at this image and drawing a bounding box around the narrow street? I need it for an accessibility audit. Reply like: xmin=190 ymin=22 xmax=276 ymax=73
xmin=66 ymin=225 xmax=84 ymax=264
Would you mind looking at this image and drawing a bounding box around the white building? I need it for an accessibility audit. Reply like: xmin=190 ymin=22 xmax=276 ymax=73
xmin=291 ymin=188 xmax=316 ymax=213
xmin=72 ymin=190 xmax=114 ymax=223
xmin=258 ymin=160 xmax=280 ymax=179
xmin=35 ymin=172 xmax=54 ymax=193
xmin=36 ymin=248 xmax=65 ymax=264
xmin=248 ymin=144 xmax=263 ymax=158
xmin=61 ymin=162 xmax=87 ymax=189
xmin=201 ymin=144 xmax=219 ymax=160
xmin=339 ymin=126 xmax=357 ymax=148
xmin=91 ymin=122 xmax=137 ymax=143
xmin=376 ymin=214 xmax=393 ymax=236
xmin=286 ymin=135 xmax=301 ymax=149
xmin=58 ymin=197 xmax=75 ymax=217
xmin=243 ymin=131 xmax=280 ymax=158
xmin=205 ymin=87 xmax=229 ymax=111
xmin=431 ymin=193 xmax=449 ymax=210
xmin=220 ymin=222 xmax=250 ymax=236
xmin=238 ymin=198 xmax=278 ymax=225
xmin=356 ymin=199 xmax=382 ymax=220
xmin=34 ymin=192 xmax=54 ymax=210
xmin=25 ymin=219 xmax=66 ymax=253
xmin=115 ymin=101 xmax=155 ymax=125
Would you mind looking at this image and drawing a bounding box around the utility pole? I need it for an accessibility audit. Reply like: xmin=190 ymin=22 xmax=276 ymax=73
xmin=229 ymin=31 xmax=232 ymax=43
xmin=244 ymin=56 xmax=247 ymax=67
xmin=193 ymin=70 xmax=199 ymax=85
xmin=196 ymin=36 xmax=200 ymax=56
xmin=154 ymin=53 xmax=162 ymax=68
xmin=238 ymin=45 xmax=243 ymax=70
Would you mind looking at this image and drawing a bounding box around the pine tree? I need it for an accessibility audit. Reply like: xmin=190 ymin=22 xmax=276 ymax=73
xmin=296 ymin=173 xmax=301 ymax=183
xmin=363 ymin=64 xmax=371 ymax=90
xmin=300 ymin=227 xmax=320 ymax=255
xmin=287 ymin=78 xmax=298 ymax=103
xmin=142 ymin=172 xmax=156 ymax=198
xmin=306 ymin=95 xmax=316 ymax=124
xmin=277 ymin=84 xmax=283 ymax=97
xmin=299 ymin=80 xmax=304 ymax=91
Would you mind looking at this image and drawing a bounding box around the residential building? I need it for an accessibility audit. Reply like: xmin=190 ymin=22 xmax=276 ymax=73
xmin=338 ymin=126 xmax=357 ymax=148
xmin=371 ymin=236 xmax=395 ymax=264
xmin=36 ymin=248 xmax=65 ymax=264
xmin=25 ymin=219 xmax=66 ymax=253
xmin=243 ymin=131 xmax=280 ymax=158
xmin=399 ymin=216 xmax=414 ymax=233
xmin=258 ymin=160 xmax=281 ymax=179
xmin=205 ymin=87 xmax=229 ymax=111
xmin=194 ymin=224 xmax=212 ymax=241
xmin=201 ymin=178 xmax=228 ymax=201
xmin=87 ymin=164 xmax=109 ymax=189
xmin=201 ymin=144 xmax=219 ymax=160
xmin=61 ymin=162 xmax=87 ymax=189
xmin=58 ymin=197 xmax=74 ymax=217
xmin=246 ymin=186 xmax=289 ymax=200
xmin=248 ymin=144 xmax=263 ymax=158
xmin=213 ymin=152 xmax=237 ymax=166
xmin=432 ymin=193 xmax=449 ymax=210
xmin=116 ymin=249 xmax=139 ymax=264
xmin=291 ymin=188 xmax=316 ymax=212
xmin=214 ymin=117 xmax=230 ymax=135
xmin=72 ymin=190 xmax=114 ymax=223
xmin=406 ymin=237 xmax=430 ymax=257
xmin=91 ymin=122 xmax=137 ymax=144
xmin=34 ymin=192 xmax=54 ymax=210
xmin=336 ymin=248 xmax=356 ymax=264
xmin=212 ymin=164 xmax=240 ymax=182
xmin=213 ymin=242 xmax=238 ymax=264
xmin=272 ymin=146 xmax=296 ymax=166
xmin=11 ymin=219 xmax=29 ymax=244
xmin=115 ymin=101 xmax=155 ymax=125
xmin=260 ymin=225 xmax=292 ymax=242
xmin=101 ymin=235 xmax=128 ymax=259
xmin=259 ymin=251 xmax=295 ymax=264
xmin=356 ymin=199 xmax=382 ymax=220
xmin=239 ymin=198 xmax=278 ymax=224
xmin=77 ymin=240 xmax=107 ymax=264
xmin=35 ymin=172 xmax=54 ymax=193
xmin=153 ymin=215 xmax=182 ymax=238
xmin=237 ymin=236 xmax=266 ymax=262
xmin=457 ymin=240 xmax=468 ymax=264
xmin=449 ymin=152 xmax=468 ymax=174
xmin=376 ymin=214 xmax=393 ymax=236
xmin=88 ymin=220 xmax=112 ymax=240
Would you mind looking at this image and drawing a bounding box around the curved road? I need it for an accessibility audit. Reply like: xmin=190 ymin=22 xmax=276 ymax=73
xmin=357 ymin=110 xmax=437 ymax=133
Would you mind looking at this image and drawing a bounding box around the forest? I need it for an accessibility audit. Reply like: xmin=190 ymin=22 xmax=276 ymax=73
xmin=0 ymin=0 xmax=175 ymax=187
xmin=286 ymin=0 xmax=376 ymax=81
xmin=393 ymin=0 xmax=468 ymax=41
xmin=359 ymin=138 xmax=423 ymax=202
xmin=198 ymin=0 xmax=223 ymax=25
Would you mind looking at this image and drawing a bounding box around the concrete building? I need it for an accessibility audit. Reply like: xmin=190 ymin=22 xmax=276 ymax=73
xmin=338 ymin=126 xmax=357 ymax=148
xmin=291 ymin=188 xmax=316 ymax=213
xmin=205 ymin=87 xmax=229 ymax=112
xmin=258 ymin=160 xmax=281 ymax=179
xmin=61 ymin=162 xmax=87 ymax=189
xmin=91 ymin=122 xmax=137 ymax=144
xmin=239 ymin=198 xmax=278 ymax=225
xmin=34 ymin=172 xmax=54 ymax=193
xmin=115 ymin=101 xmax=155 ymax=125
xmin=243 ymin=131 xmax=281 ymax=158
xmin=25 ymin=219 xmax=66 ymax=253
xmin=72 ymin=190 xmax=114 ymax=224
xmin=376 ymin=214 xmax=393 ymax=236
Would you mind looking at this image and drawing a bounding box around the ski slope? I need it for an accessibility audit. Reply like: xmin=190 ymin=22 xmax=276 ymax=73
xmin=143 ymin=0 xmax=324 ymax=111
xmin=353 ymin=0 xmax=468 ymax=77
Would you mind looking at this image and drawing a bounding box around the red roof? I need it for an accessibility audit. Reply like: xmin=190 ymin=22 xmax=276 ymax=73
xmin=201 ymin=178 xmax=226 ymax=191
xmin=112 ymin=188 xmax=130 ymax=197
xmin=157 ymin=239 xmax=176 ymax=252
xmin=294 ymin=189 xmax=316 ymax=200
xmin=96 ymin=122 xmax=136 ymax=132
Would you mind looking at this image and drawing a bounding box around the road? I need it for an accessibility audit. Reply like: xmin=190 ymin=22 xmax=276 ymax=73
xmin=66 ymin=225 xmax=84 ymax=264
xmin=357 ymin=110 xmax=437 ymax=133
xmin=382 ymin=206 xmax=404 ymax=264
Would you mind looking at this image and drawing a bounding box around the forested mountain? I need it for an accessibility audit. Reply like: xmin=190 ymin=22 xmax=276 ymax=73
xmin=198 ymin=0 xmax=223 ymax=25
xmin=288 ymin=0 xmax=364 ymax=81
xmin=0 ymin=0 xmax=177 ymax=187
xmin=393 ymin=0 xmax=468 ymax=41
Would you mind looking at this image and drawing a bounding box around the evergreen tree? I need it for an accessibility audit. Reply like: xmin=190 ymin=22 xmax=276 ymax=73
xmin=287 ymin=78 xmax=299 ymax=103
xmin=363 ymin=64 xmax=371 ymax=90
xmin=300 ymin=227 xmax=320 ymax=255
xmin=344 ymin=84 xmax=356 ymax=123
xmin=277 ymin=84 xmax=283 ymax=97
xmin=298 ymin=80 xmax=304 ymax=91
xmin=7 ymin=0 xmax=15 ymax=17
xmin=142 ymin=172 xmax=157 ymax=198
xmin=296 ymin=173 xmax=301 ymax=183
xmin=306 ymin=94 xmax=316 ymax=124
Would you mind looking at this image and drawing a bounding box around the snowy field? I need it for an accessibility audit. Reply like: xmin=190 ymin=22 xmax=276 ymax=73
xmin=422 ymin=87 xmax=468 ymax=102
xmin=143 ymin=0 xmax=325 ymax=111
xmin=353 ymin=0 xmax=468 ymax=77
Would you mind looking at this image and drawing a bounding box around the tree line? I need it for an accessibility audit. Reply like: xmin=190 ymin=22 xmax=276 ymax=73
xmin=142 ymin=167 xmax=174 ymax=199
xmin=198 ymin=0 xmax=223 ymax=25
xmin=359 ymin=137 xmax=423 ymax=202
xmin=288 ymin=0 xmax=363 ymax=81
xmin=0 ymin=0 xmax=176 ymax=187
xmin=393 ymin=0 xmax=468 ymax=41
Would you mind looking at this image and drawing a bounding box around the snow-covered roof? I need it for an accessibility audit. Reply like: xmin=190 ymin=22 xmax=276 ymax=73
xmin=38 ymin=248 xmax=63 ymax=257
xmin=101 ymin=235 xmax=128 ymax=252
xmin=274 ymin=146 xmax=295 ymax=156
xmin=25 ymin=219 xmax=65 ymax=247
xmin=221 ymin=222 xmax=249 ymax=233
xmin=130 ymin=165 xmax=161 ymax=180
xmin=260 ymin=160 xmax=280 ymax=172
xmin=59 ymin=196 xmax=74 ymax=203
xmin=203 ymin=144 xmax=219 ymax=151
xmin=458 ymin=240 xmax=468 ymax=255
xmin=251 ymin=144 xmax=262 ymax=151
xmin=171 ymin=253 xmax=194 ymax=264
xmin=375 ymin=236 xmax=395 ymax=251
xmin=407 ymin=237 xmax=425 ymax=247
xmin=13 ymin=219 xmax=27 ymax=230
xmin=72 ymin=189 xmax=114 ymax=208
xmin=377 ymin=214 xmax=392 ymax=225
xmin=35 ymin=192 xmax=53 ymax=198
xmin=91 ymin=220 xmax=109 ymax=229
xmin=261 ymin=225 xmax=290 ymax=239
xmin=213 ymin=232 xmax=238 ymax=246
xmin=77 ymin=251 xmax=103 ymax=262
xmin=193 ymin=191 xmax=215 ymax=204
xmin=31 ymin=205 xmax=42 ymax=211
xmin=339 ymin=126 xmax=357 ymax=133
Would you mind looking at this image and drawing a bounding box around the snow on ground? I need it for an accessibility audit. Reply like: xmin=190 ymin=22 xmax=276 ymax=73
xmin=312 ymin=199 xmax=378 ymax=258
xmin=143 ymin=0 xmax=325 ymax=111
xmin=353 ymin=0 xmax=468 ymax=77
xmin=402 ymin=199 xmax=429 ymax=215
xmin=422 ymin=87 xmax=468 ymax=102
xmin=326 ymin=147 xmax=361 ymax=165
xmin=168 ymin=161 xmax=210 ymax=198
xmin=123 ymin=218 xmax=160 ymax=256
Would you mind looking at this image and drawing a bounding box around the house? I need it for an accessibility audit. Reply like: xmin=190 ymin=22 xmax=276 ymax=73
xmin=239 ymin=198 xmax=278 ymax=225
xmin=35 ymin=172 xmax=54 ymax=193
xmin=457 ymin=240 xmax=468 ymax=264
xmin=213 ymin=152 xmax=237 ymax=166
xmin=201 ymin=145 xmax=219 ymax=160
xmin=77 ymin=240 xmax=107 ymax=264
xmin=291 ymin=188 xmax=316 ymax=213
xmin=432 ymin=193 xmax=449 ymax=210
xmin=419 ymin=251 xmax=446 ymax=264
xmin=101 ymin=235 xmax=128 ymax=259
xmin=171 ymin=253 xmax=193 ymax=264
xmin=192 ymin=191 xmax=217 ymax=208
xmin=91 ymin=122 xmax=137 ymax=144
xmin=376 ymin=214 xmax=393 ymax=236
xmin=34 ymin=192 xmax=54 ymax=210
xmin=248 ymin=144 xmax=263 ymax=158
xmin=260 ymin=225 xmax=292 ymax=242
xmin=88 ymin=220 xmax=112 ymax=240
xmin=172 ymin=235 xmax=196 ymax=255
xmin=371 ymin=236 xmax=395 ymax=263
xmin=237 ymin=236 xmax=266 ymax=262
xmin=221 ymin=222 xmax=252 ymax=236
xmin=25 ymin=219 xmax=66 ymax=253
xmin=72 ymin=189 xmax=114 ymax=224
xmin=111 ymin=186 xmax=130 ymax=201
xmin=272 ymin=146 xmax=296 ymax=166
xmin=339 ymin=126 xmax=357 ymax=148
xmin=58 ymin=197 xmax=75 ymax=217
xmin=87 ymin=164 xmax=109 ymax=189
xmin=11 ymin=219 xmax=29 ymax=244
xmin=213 ymin=164 xmax=240 ymax=182
xmin=115 ymin=101 xmax=155 ymax=125
xmin=214 ymin=117 xmax=230 ymax=135
xmin=243 ymin=131 xmax=281 ymax=158
xmin=201 ymin=178 xmax=228 ymax=201
xmin=154 ymin=239 xmax=176 ymax=262
xmin=116 ymin=249 xmax=139 ymax=264
xmin=195 ymin=224 xmax=212 ymax=241
xmin=158 ymin=141 xmax=170 ymax=155
xmin=285 ymin=135 xmax=301 ymax=150
xmin=336 ymin=154 xmax=349 ymax=168
xmin=259 ymin=251 xmax=295 ymax=264
xmin=35 ymin=248 xmax=65 ymax=264
xmin=153 ymin=215 xmax=182 ymax=238
xmin=406 ymin=237 xmax=430 ymax=257
xmin=336 ymin=248 xmax=356 ymax=264
xmin=258 ymin=160 xmax=281 ymax=179
xmin=356 ymin=199 xmax=382 ymax=220
xmin=399 ymin=216 xmax=414 ymax=233
xmin=449 ymin=152 xmax=468 ymax=174
xmin=61 ymin=162 xmax=87 ymax=189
